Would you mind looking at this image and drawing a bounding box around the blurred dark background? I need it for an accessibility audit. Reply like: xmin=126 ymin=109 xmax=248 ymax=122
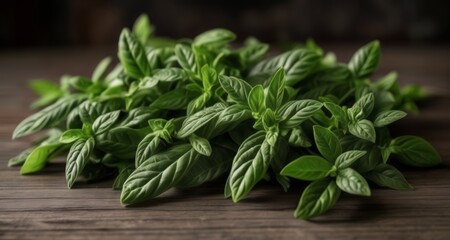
xmin=1 ymin=0 xmax=449 ymax=49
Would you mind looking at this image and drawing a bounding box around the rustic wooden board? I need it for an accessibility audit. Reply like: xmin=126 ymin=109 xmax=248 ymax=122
xmin=0 ymin=45 xmax=449 ymax=240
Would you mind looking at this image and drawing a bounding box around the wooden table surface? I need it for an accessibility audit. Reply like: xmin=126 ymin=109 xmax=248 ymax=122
xmin=0 ymin=45 xmax=449 ymax=240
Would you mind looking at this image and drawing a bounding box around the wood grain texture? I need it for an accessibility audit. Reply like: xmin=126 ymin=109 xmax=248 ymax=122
xmin=0 ymin=45 xmax=449 ymax=240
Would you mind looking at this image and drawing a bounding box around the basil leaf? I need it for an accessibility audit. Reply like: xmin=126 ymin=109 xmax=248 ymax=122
xmin=135 ymin=133 xmax=163 ymax=167
xmin=132 ymin=14 xmax=153 ymax=46
xmin=391 ymin=136 xmax=441 ymax=167
xmin=348 ymin=119 xmax=376 ymax=143
xmin=374 ymin=110 xmax=407 ymax=127
xmin=313 ymin=125 xmax=342 ymax=163
xmin=113 ymin=166 xmax=135 ymax=190
xmin=189 ymin=134 xmax=212 ymax=156
xmin=200 ymin=64 xmax=217 ymax=91
xmin=194 ymin=28 xmax=236 ymax=48
xmin=151 ymin=68 xmax=186 ymax=82
xmin=364 ymin=164 xmax=413 ymax=190
xmin=121 ymin=145 xmax=199 ymax=204
xmin=96 ymin=127 xmax=147 ymax=160
xmin=92 ymin=57 xmax=112 ymax=83
xmin=248 ymin=85 xmax=265 ymax=114
xmin=348 ymin=93 xmax=374 ymax=122
xmin=219 ymin=75 xmax=252 ymax=105
xmin=177 ymin=147 xmax=233 ymax=188
xmin=92 ymin=110 xmax=121 ymax=135
xmin=13 ymin=96 xmax=84 ymax=139
xmin=60 ymin=129 xmax=87 ymax=144
xmin=65 ymin=137 xmax=95 ymax=188
xmin=8 ymin=147 xmax=35 ymax=167
xmin=118 ymin=29 xmax=151 ymax=79
xmin=177 ymin=103 xmax=226 ymax=138
xmin=20 ymin=142 xmax=66 ymax=174
xmin=281 ymin=155 xmax=333 ymax=181
xmin=265 ymin=68 xmax=285 ymax=110
xmin=288 ymin=127 xmax=312 ymax=148
xmin=336 ymin=168 xmax=371 ymax=196
xmin=335 ymin=150 xmax=367 ymax=169
xmin=229 ymin=131 xmax=274 ymax=202
xmin=151 ymin=88 xmax=194 ymax=110
xmin=278 ymin=100 xmax=323 ymax=129
xmin=324 ymin=102 xmax=347 ymax=124
xmin=349 ymin=40 xmax=380 ymax=78
xmin=250 ymin=49 xmax=321 ymax=85
xmin=295 ymin=179 xmax=341 ymax=219
xmin=175 ymin=44 xmax=196 ymax=72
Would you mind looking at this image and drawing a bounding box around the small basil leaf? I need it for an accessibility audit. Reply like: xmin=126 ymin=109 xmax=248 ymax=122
xmin=313 ymin=125 xmax=342 ymax=163
xmin=390 ymin=136 xmax=441 ymax=167
xmin=295 ymin=179 xmax=341 ymax=219
xmin=364 ymin=164 xmax=413 ymax=190
xmin=278 ymin=100 xmax=323 ymax=128
xmin=20 ymin=143 xmax=66 ymax=174
xmin=219 ymin=75 xmax=252 ymax=105
xmin=189 ymin=134 xmax=212 ymax=156
xmin=13 ymin=96 xmax=84 ymax=139
xmin=151 ymin=68 xmax=186 ymax=82
xmin=336 ymin=168 xmax=371 ymax=196
xmin=374 ymin=110 xmax=407 ymax=127
xmin=132 ymin=14 xmax=153 ymax=46
xmin=248 ymin=85 xmax=265 ymax=114
xmin=348 ymin=119 xmax=376 ymax=143
xmin=177 ymin=103 xmax=226 ymax=138
xmin=229 ymin=131 xmax=274 ymax=202
xmin=65 ymin=137 xmax=95 ymax=188
xmin=265 ymin=68 xmax=285 ymax=110
xmin=135 ymin=133 xmax=163 ymax=167
xmin=175 ymin=44 xmax=196 ymax=72
xmin=118 ymin=29 xmax=152 ymax=79
xmin=92 ymin=57 xmax=112 ymax=83
xmin=335 ymin=150 xmax=367 ymax=169
xmin=92 ymin=110 xmax=121 ymax=135
xmin=60 ymin=129 xmax=87 ymax=144
xmin=121 ymin=145 xmax=199 ymax=204
xmin=349 ymin=40 xmax=380 ymax=79
xmin=194 ymin=28 xmax=236 ymax=48
xmin=324 ymin=102 xmax=347 ymax=124
xmin=281 ymin=155 xmax=333 ymax=181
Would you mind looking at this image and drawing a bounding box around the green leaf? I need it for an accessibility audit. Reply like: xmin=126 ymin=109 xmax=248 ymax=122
xmin=294 ymin=179 xmax=341 ymax=219
xmin=113 ymin=166 xmax=135 ymax=190
xmin=60 ymin=129 xmax=87 ymax=144
xmin=92 ymin=110 xmax=121 ymax=135
xmin=121 ymin=145 xmax=199 ymax=204
xmin=65 ymin=137 xmax=95 ymax=188
xmin=390 ymin=136 xmax=441 ymax=167
xmin=278 ymin=100 xmax=323 ymax=128
xmin=132 ymin=14 xmax=153 ymax=46
xmin=189 ymin=134 xmax=212 ymax=156
xmin=349 ymin=40 xmax=380 ymax=78
xmin=8 ymin=147 xmax=35 ymax=167
xmin=324 ymin=102 xmax=347 ymax=124
xmin=194 ymin=28 xmax=236 ymax=48
xmin=219 ymin=75 xmax=252 ymax=105
xmin=151 ymin=88 xmax=194 ymax=110
xmin=288 ymin=127 xmax=312 ymax=148
xmin=281 ymin=155 xmax=333 ymax=181
xmin=335 ymin=150 xmax=367 ymax=169
xmin=364 ymin=164 xmax=413 ymax=190
xmin=250 ymin=49 xmax=321 ymax=85
xmin=29 ymin=79 xmax=61 ymax=96
xmin=374 ymin=110 xmax=407 ymax=127
xmin=336 ymin=168 xmax=371 ymax=196
xmin=248 ymin=85 xmax=265 ymax=114
xmin=348 ymin=119 xmax=376 ymax=143
xmin=229 ymin=131 xmax=274 ymax=202
xmin=313 ymin=125 xmax=342 ymax=163
xmin=150 ymin=68 xmax=186 ymax=82
xmin=175 ymin=44 xmax=196 ymax=72
xmin=265 ymin=68 xmax=285 ymax=110
xmin=200 ymin=64 xmax=217 ymax=91
xmin=135 ymin=133 xmax=163 ymax=167
xmin=348 ymin=93 xmax=374 ymax=122
xmin=20 ymin=143 xmax=66 ymax=174
xmin=13 ymin=96 xmax=84 ymax=139
xmin=177 ymin=147 xmax=233 ymax=188
xmin=118 ymin=29 xmax=151 ymax=79
xmin=92 ymin=57 xmax=112 ymax=82
xmin=177 ymin=103 xmax=226 ymax=138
